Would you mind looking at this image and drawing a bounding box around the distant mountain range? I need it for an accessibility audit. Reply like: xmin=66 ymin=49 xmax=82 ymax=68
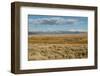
xmin=28 ymin=31 xmax=87 ymax=35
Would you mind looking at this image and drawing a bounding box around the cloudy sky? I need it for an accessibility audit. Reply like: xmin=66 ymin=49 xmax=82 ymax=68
xmin=28 ymin=15 xmax=88 ymax=32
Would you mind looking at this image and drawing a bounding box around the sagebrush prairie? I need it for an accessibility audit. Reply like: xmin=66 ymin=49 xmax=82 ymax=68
xmin=28 ymin=33 xmax=88 ymax=60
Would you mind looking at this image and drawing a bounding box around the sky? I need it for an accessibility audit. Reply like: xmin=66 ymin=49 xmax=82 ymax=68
xmin=28 ymin=15 xmax=88 ymax=32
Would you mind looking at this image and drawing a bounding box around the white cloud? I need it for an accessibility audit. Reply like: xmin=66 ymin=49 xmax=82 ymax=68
xmin=29 ymin=17 xmax=79 ymax=25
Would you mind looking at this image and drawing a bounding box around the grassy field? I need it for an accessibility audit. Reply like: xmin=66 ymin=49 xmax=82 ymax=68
xmin=28 ymin=33 xmax=88 ymax=60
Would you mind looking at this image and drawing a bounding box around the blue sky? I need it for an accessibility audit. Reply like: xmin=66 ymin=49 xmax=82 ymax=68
xmin=28 ymin=15 xmax=88 ymax=32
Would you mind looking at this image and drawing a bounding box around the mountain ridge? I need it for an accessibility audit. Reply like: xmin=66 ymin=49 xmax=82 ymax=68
xmin=28 ymin=31 xmax=87 ymax=35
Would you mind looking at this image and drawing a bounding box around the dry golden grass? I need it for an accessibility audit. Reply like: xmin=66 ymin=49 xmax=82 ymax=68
xmin=28 ymin=34 xmax=88 ymax=60
xmin=29 ymin=34 xmax=87 ymax=44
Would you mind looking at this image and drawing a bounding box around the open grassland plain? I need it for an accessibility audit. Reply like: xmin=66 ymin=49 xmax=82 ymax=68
xmin=28 ymin=33 xmax=88 ymax=60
